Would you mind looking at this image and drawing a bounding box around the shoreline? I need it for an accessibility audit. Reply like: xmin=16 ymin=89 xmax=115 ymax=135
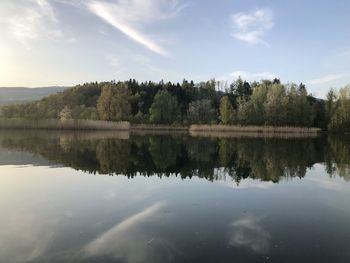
xmin=0 ymin=119 xmax=324 ymax=137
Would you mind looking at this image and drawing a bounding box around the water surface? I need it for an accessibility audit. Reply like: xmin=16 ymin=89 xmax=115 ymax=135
xmin=1 ymin=131 xmax=350 ymax=263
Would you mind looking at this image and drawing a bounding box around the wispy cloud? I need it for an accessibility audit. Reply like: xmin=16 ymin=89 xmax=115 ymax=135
xmin=88 ymin=0 xmax=187 ymax=56
xmin=231 ymin=8 xmax=273 ymax=46
xmin=2 ymin=0 xmax=75 ymax=46
xmin=308 ymin=74 xmax=344 ymax=85
xmin=220 ymin=70 xmax=277 ymax=82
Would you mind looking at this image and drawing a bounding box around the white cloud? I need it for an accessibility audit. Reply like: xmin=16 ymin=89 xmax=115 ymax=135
xmin=308 ymin=74 xmax=344 ymax=85
xmin=107 ymin=55 xmax=120 ymax=67
xmin=88 ymin=0 xmax=187 ymax=56
xmin=2 ymin=0 xmax=73 ymax=46
xmin=219 ymin=70 xmax=277 ymax=82
xmin=231 ymin=8 xmax=273 ymax=46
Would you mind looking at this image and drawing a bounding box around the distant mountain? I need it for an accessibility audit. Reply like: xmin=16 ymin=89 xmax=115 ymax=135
xmin=0 ymin=86 xmax=68 ymax=105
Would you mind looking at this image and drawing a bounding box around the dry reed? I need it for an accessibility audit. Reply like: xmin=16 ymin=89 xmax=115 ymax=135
xmin=189 ymin=124 xmax=321 ymax=134
xmin=0 ymin=118 xmax=130 ymax=130
xmin=131 ymin=124 xmax=188 ymax=131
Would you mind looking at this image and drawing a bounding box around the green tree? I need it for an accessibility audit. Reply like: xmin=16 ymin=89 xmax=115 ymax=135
xmin=77 ymin=105 xmax=98 ymax=120
xmin=188 ymin=99 xmax=216 ymax=123
xmin=219 ymin=96 xmax=235 ymax=124
xmin=149 ymin=90 xmax=180 ymax=124
xmin=237 ymin=84 xmax=268 ymax=125
xmin=265 ymin=83 xmax=287 ymax=125
xmin=97 ymin=83 xmax=131 ymax=121
xmin=326 ymin=88 xmax=338 ymax=128
xmin=328 ymin=85 xmax=350 ymax=131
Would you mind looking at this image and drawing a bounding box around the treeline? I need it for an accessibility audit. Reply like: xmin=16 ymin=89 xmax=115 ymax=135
xmin=1 ymin=78 xmax=349 ymax=130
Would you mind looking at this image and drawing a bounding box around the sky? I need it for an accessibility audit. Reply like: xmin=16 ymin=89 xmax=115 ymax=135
xmin=0 ymin=0 xmax=349 ymax=98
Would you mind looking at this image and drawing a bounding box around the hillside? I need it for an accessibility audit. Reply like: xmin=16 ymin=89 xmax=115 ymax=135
xmin=0 ymin=87 xmax=67 ymax=105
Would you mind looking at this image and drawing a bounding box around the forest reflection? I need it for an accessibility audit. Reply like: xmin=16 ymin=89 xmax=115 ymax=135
xmin=0 ymin=131 xmax=349 ymax=184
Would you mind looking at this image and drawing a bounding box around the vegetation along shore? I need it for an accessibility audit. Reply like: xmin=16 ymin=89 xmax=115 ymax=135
xmin=0 ymin=77 xmax=349 ymax=132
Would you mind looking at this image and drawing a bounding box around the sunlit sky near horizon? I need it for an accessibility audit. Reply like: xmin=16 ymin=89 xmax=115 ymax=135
xmin=0 ymin=0 xmax=349 ymax=98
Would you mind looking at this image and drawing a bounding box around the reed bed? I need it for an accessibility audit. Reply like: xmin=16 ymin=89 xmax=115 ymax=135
xmin=0 ymin=119 xmax=130 ymax=130
xmin=131 ymin=124 xmax=188 ymax=131
xmin=189 ymin=124 xmax=321 ymax=134
xmin=131 ymin=130 xmax=188 ymax=136
xmin=189 ymin=130 xmax=320 ymax=139
xmin=0 ymin=129 xmax=130 ymax=140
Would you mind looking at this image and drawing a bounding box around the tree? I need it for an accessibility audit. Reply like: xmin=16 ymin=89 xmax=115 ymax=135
xmin=59 ymin=106 xmax=72 ymax=121
xmin=77 ymin=105 xmax=98 ymax=120
xmin=237 ymin=99 xmax=253 ymax=125
xmin=237 ymin=84 xmax=268 ymax=125
xmin=97 ymin=82 xmax=131 ymax=121
xmin=219 ymin=96 xmax=235 ymax=124
xmin=284 ymin=83 xmax=312 ymax=126
xmin=325 ymin=88 xmax=337 ymax=127
xmin=96 ymin=84 xmax=113 ymax=121
xmin=327 ymin=85 xmax=350 ymax=131
xmin=265 ymin=83 xmax=287 ymax=125
xmin=188 ymin=99 xmax=216 ymax=123
xmin=149 ymin=90 xmax=180 ymax=124
xmin=230 ymin=77 xmax=252 ymax=100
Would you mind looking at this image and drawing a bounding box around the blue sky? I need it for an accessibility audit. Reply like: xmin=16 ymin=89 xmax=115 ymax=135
xmin=0 ymin=0 xmax=349 ymax=98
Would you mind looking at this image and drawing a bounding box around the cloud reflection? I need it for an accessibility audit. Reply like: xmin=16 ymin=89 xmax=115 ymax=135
xmin=0 ymin=213 xmax=56 ymax=263
xmin=83 ymin=201 xmax=184 ymax=262
xmin=228 ymin=214 xmax=270 ymax=254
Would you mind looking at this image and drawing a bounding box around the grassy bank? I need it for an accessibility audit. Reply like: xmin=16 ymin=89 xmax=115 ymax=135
xmin=0 ymin=118 xmax=130 ymax=130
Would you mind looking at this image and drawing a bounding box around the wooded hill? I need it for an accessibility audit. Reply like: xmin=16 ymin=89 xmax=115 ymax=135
xmin=0 ymin=78 xmax=349 ymax=131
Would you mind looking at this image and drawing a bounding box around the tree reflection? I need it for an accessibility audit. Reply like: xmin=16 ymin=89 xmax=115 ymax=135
xmin=96 ymin=139 xmax=132 ymax=174
xmin=148 ymin=136 xmax=181 ymax=171
xmin=324 ymin=135 xmax=350 ymax=181
xmin=0 ymin=131 xmax=349 ymax=184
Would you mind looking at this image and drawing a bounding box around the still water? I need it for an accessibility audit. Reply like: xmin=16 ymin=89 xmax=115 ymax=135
xmin=0 ymin=131 xmax=350 ymax=263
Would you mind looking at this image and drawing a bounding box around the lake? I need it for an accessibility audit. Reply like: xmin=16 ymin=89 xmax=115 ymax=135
xmin=1 ymin=130 xmax=350 ymax=263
